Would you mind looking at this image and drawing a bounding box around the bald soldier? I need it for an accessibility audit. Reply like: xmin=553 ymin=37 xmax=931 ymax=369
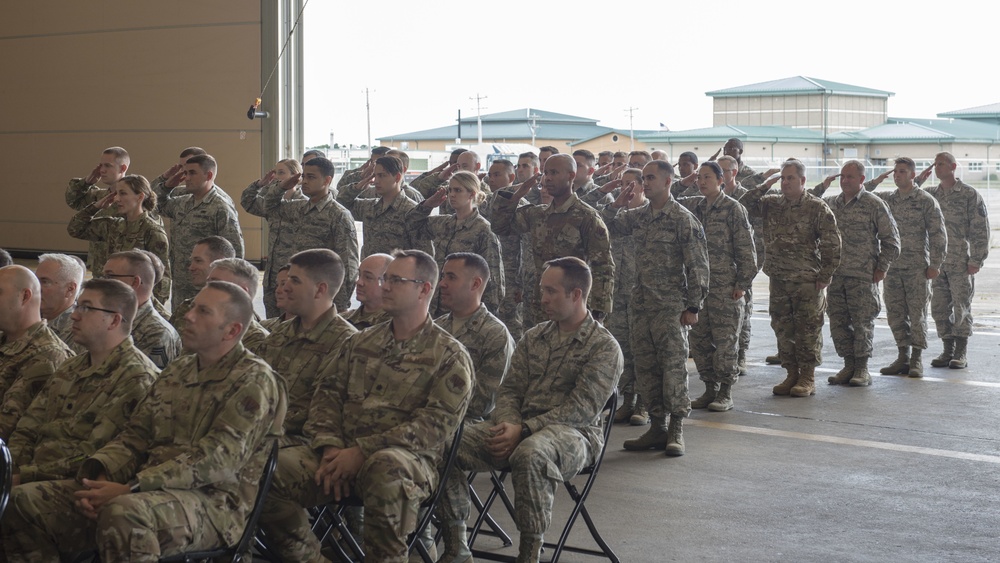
xmin=0 ymin=266 xmax=74 ymax=440
xmin=2 ymin=281 xmax=285 ymax=561
xmin=343 ymin=253 xmax=393 ymax=330
xmin=491 ymin=154 xmax=616 ymax=325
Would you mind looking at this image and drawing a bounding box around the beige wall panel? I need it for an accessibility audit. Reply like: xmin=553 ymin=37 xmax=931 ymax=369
xmin=0 ymin=4 xmax=263 ymax=260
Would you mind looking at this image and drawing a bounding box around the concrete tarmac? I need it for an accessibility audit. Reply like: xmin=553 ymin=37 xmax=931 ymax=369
xmin=469 ymin=276 xmax=1000 ymax=563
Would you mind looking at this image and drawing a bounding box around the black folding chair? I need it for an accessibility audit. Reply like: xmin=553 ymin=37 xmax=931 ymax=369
xmin=313 ymin=423 xmax=466 ymax=562
xmin=0 ymin=438 xmax=13 ymax=520
xmin=470 ymin=391 xmax=621 ymax=563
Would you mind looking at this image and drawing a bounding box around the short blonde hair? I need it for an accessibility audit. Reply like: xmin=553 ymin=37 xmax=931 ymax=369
xmin=277 ymin=158 xmax=302 ymax=175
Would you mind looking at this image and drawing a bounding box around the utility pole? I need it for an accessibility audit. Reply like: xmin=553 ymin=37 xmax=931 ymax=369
xmin=528 ymin=111 xmax=540 ymax=147
xmin=470 ymin=93 xmax=488 ymax=145
xmin=364 ymin=87 xmax=372 ymax=149
xmin=625 ymin=106 xmax=638 ymax=151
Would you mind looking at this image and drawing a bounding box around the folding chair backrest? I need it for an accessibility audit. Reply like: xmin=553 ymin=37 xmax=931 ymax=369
xmin=233 ymin=439 xmax=279 ymax=556
xmin=0 ymin=439 xmax=12 ymax=519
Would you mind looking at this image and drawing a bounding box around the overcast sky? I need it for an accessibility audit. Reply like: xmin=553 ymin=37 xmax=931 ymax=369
xmin=301 ymin=0 xmax=996 ymax=148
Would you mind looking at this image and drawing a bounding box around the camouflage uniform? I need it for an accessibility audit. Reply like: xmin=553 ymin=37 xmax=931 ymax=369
xmin=65 ymin=178 xmax=118 ymax=273
xmin=240 ymin=180 xmax=307 ymax=317
xmin=864 ymin=184 xmax=947 ymax=350
xmin=168 ymin=297 xmax=194 ymax=335
xmin=8 ymin=337 xmax=158 ymax=483
xmin=131 ymin=301 xmax=181 ymax=370
xmin=2 ymin=343 xmax=285 ymax=561
xmin=68 ymin=204 xmax=173 ymax=303
xmin=602 ymin=200 xmax=709 ymax=420
xmin=47 ymin=306 xmax=85 ymax=355
xmin=435 ymin=304 xmax=515 ymax=422
xmin=492 ymin=192 xmax=615 ymax=323
xmin=358 ymin=182 xmax=425 ymax=204
xmin=337 ymin=182 xmax=433 ymax=258
xmin=480 ymin=187 xmax=527 ymax=340
xmin=259 ymin=316 xmax=472 ymax=562
xmin=728 ymin=184 xmax=765 ymax=365
xmin=438 ymin=313 xmax=622 ymax=539
xmin=260 ymin=315 xmax=290 ymax=332
xmin=678 ymin=194 xmax=758 ymax=385
xmin=925 ymin=180 xmax=990 ymax=340
xmin=258 ymin=188 xmax=361 ymax=313
xmin=819 ymin=190 xmax=900 ymax=360
xmin=604 ymin=201 xmax=638 ymax=397
xmin=735 ymin=163 xmax=771 ymax=190
xmin=242 ymin=318 xmax=270 ymax=355
xmin=256 ymin=307 xmax=358 ymax=447
xmin=574 ymin=180 xmax=612 ymax=209
xmin=150 ymin=175 xmax=236 ymax=207
xmin=406 ymin=206 xmax=505 ymax=314
xmin=153 ymin=184 xmax=245 ymax=310
xmin=343 ymin=305 xmax=389 ymax=330
xmin=0 ymin=321 xmax=73 ymax=441
xmin=739 ymin=186 xmax=841 ymax=369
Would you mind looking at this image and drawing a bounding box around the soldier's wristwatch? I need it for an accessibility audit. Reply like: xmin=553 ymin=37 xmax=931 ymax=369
xmin=520 ymin=424 xmax=532 ymax=440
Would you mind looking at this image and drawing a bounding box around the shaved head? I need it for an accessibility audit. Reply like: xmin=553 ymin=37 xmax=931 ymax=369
xmin=0 ymin=265 xmax=41 ymax=296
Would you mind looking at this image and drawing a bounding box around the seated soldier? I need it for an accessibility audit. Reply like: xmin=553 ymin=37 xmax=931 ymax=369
xmin=343 ymin=253 xmax=393 ymax=329
xmin=259 ymin=249 xmax=473 ymax=562
xmin=0 ymin=265 xmax=73 ymax=440
xmin=437 ymin=257 xmax=623 ymax=563
xmin=2 ymin=281 xmax=285 ymax=561
xmin=205 ymin=258 xmax=270 ymax=354
xmin=35 ymin=253 xmax=86 ymax=352
xmin=260 ymin=264 xmax=293 ymax=330
xmin=8 ymin=279 xmax=158 ymax=484
xmin=170 ymin=235 xmax=236 ymax=333
xmin=102 ymin=251 xmax=181 ymax=369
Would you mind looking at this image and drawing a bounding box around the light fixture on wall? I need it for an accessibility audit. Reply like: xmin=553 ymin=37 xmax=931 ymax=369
xmin=247 ymin=97 xmax=269 ymax=120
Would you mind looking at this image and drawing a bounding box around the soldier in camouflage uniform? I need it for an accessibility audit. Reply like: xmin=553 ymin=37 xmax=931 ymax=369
xmin=357 ymin=149 xmax=425 ymax=203
xmin=437 ymin=257 xmax=622 ymax=563
xmin=856 ymin=157 xmax=948 ymax=377
xmin=36 ymin=253 xmax=86 ymax=353
xmin=64 ymin=147 xmax=131 ymax=274
xmin=343 ymin=253 xmax=393 ymax=329
xmin=68 ymin=174 xmax=172 ymax=303
xmin=679 ymin=162 xmax=758 ymax=411
xmin=481 ymin=159 xmax=528 ymax=340
xmin=260 ymin=265 xmax=294 ymax=331
xmin=169 ymin=236 xmax=236 ymax=336
xmin=337 ymin=146 xmax=391 ymax=192
xmin=812 ymin=161 xmax=900 ymax=387
xmin=411 ymin=150 xmax=481 ymax=211
xmin=571 ymin=149 xmax=613 ymax=207
xmin=2 ymin=281 xmax=285 ymax=561
xmin=260 ymin=250 xmax=473 ymax=562
xmin=491 ymin=154 xmax=615 ymax=326
xmin=337 ymin=155 xmax=433 ymax=258
xmin=206 ymin=258 xmax=271 ymax=354
xmin=714 ymin=138 xmax=780 ymax=190
xmin=153 ymin=154 xmax=244 ymax=311
xmin=925 ymin=151 xmax=990 ymax=369
xmin=0 ymin=266 xmax=74 ymax=440
xmin=240 ymin=158 xmax=306 ymax=317
xmin=407 ymin=170 xmax=505 ymax=315
xmin=103 ymin=251 xmax=181 ymax=369
xmin=256 ymin=249 xmax=358 ymax=448
xmin=670 ymin=151 xmax=702 ymax=198
xmin=258 ymin=157 xmax=361 ymax=312
xmin=602 ymin=161 xmax=709 ymax=457
xmin=150 ymin=147 xmax=236 ymax=207
xmin=739 ymin=159 xmax=842 ymax=398
xmin=8 ymin=279 xmax=158 ymax=484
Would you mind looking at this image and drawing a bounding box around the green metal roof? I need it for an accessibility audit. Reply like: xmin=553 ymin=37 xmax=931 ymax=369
xmin=829 ymin=118 xmax=1000 ymax=144
xmin=706 ymin=76 xmax=894 ymax=99
xmin=638 ymin=125 xmax=824 ymax=144
xmin=378 ymin=108 xmax=607 ymax=142
xmin=938 ymin=103 xmax=1000 ymax=119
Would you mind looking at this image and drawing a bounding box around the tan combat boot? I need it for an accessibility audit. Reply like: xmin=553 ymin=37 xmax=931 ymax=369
xmin=908 ymin=348 xmax=924 ymax=377
xmin=623 ymin=416 xmax=668 ymax=450
xmin=828 ymin=356 xmax=855 ymax=385
xmin=772 ymin=365 xmax=799 ymax=395
xmin=790 ymin=366 xmax=816 ymax=397
xmin=613 ymin=391 xmax=637 ymax=423
xmin=880 ymin=347 xmax=910 ymax=375
xmin=849 ymin=356 xmax=872 ymax=386
xmin=931 ymin=338 xmax=954 ymax=367
xmin=665 ymin=414 xmax=685 ymax=456
xmin=438 ymin=521 xmax=473 ymax=563
xmin=629 ymin=397 xmax=650 ymax=426
xmin=708 ymin=382 xmax=734 ymax=412
xmin=950 ymin=337 xmax=968 ymax=369
xmin=690 ymin=381 xmax=719 ymax=409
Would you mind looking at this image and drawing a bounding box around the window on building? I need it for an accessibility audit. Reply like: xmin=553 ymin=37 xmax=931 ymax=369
xmin=872 ymin=159 xmax=887 ymax=166
xmin=969 ymin=162 xmax=983 ymax=172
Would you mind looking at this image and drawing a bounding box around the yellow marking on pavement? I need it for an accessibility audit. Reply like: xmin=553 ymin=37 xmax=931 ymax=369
xmin=688 ymin=419 xmax=1000 ymax=464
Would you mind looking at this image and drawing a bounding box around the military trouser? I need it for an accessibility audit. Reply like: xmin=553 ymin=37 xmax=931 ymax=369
xmin=739 ymin=286 xmax=753 ymax=358
xmin=691 ymin=291 xmax=745 ymax=386
xmin=827 ymin=275 xmax=880 ymax=359
xmin=769 ymin=278 xmax=826 ymax=369
xmin=259 ymin=445 xmax=435 ymax=563
xmin=607 ymin=292 xmax=634 ymax=394
xmin=631 ymin=307 xmax=691 ymax=419
xmin=3 ymin=480 xmax=224 ymax=562
xmin=931 ymin=268 xmax=975 ymax=339
xmin=884 ymin=268 xmax=931 ymax=349
xmin=437 ymin=422 xmax=592 ymax=535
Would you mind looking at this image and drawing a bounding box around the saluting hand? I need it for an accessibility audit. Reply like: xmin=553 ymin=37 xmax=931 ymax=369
xmin=85 ymin=164 xmax=102 ymax=185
